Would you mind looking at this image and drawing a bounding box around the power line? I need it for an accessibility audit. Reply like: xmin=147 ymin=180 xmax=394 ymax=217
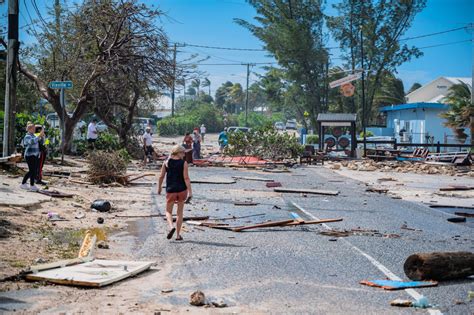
xmin=399 ymin=26 xmax=468 ymax=42
xmin=181 ymin=62 xmax=276 ymax=66
xmin=176 ymin=42 xmax=266 ymax=51
xmin=417 ymin=38 xmax=472 ymax=49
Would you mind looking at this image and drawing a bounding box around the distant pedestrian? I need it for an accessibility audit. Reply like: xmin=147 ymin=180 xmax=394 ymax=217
xmin=34 ymin=125 xmax=49 ymax=185
xmin=183 ymin=132 xmax=193 ymax=164
xmin=192 ymin=128 xmax=201 ymax=160
xmin=200 ymin=124 xmax=206 ymax=143
xmin=142 ymin=127 xmax=157 ymax=165
xmin=158 ymin=145 xmax=192 ymax=241
xmin=20 ymin=123 xmax=44 ymax=191
xmin=218 ymin=127 xmax=228 ymax=153
xmin=87 ymin=119 xmax=98 ymax=149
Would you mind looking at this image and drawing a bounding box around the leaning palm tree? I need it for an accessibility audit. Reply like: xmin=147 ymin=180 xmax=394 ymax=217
xmin=190 ymin=79 xmax=201 ymax=98
xmin=202 ymin=78 xmax=211 ymax=95
xmin=440 ymin=81 xmax=473 ymax=145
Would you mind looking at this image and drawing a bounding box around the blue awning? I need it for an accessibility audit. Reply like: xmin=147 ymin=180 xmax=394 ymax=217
xmin=379 ymin=102 xmax=449 ymax=112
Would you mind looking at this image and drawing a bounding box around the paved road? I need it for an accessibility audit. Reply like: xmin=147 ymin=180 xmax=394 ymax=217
xmin=136 ymin=165 xmax=473 ymax=314
xmin=1 ymin=165 xmax=472 ymax=314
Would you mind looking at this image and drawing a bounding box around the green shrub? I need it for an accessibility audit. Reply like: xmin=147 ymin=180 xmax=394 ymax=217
xmin=359 ymin=130 xmax=374 ymax=138
xmin=225 ymin=125 xmax=303 ymax=160
xmin=157 ymin=104 xmax=225 ymax=136
xmin=305 ymin=135 xmax=319 ymax=144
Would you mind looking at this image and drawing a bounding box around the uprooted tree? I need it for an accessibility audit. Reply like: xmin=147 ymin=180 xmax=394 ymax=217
xmin=19 ymin=0 xmax=173 ymax=152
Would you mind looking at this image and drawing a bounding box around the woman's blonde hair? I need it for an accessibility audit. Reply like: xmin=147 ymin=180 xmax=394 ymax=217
xmin=26 ymin=123 xmax=35 ymax=131
xmin=171 ymin=144 xmax=185 ymax=156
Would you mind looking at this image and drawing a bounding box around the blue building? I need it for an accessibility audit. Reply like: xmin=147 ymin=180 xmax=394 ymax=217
xmin=368 ymin=76 xmax=472 ymax=145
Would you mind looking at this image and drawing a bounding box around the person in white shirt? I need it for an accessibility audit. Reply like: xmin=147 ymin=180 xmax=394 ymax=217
xmin=200 ymin=124 xmax=206 ymax=143
xmin=142 ymin=127 xmax=157 ymax=165
xmin=87 ymin=119 xmax=98 ymax=149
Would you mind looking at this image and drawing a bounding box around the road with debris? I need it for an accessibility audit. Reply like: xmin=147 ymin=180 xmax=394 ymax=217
xmin=1 ymin=163 xmax=473 ymax=314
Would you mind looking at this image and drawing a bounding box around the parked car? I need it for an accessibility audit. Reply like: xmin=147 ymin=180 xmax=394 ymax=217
xmin=133 ymin=117 xmax=152 ymax=135
xmin=227 ymin=126 xmax=250 ymax=133
xmin=46 ymin=112 xmax=86 ymax=130
xmin=274 ymin=122 xmax=286 ymax=131
xmin=96 ymin=121 xmax=108 ymax=132
xmin=285 ymin=119 xmax=297 ymax=130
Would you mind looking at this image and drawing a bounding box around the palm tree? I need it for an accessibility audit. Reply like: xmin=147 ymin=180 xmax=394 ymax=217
xmin=202 ymin=78 xmax=211 ymax=95
xmin=190 ymin=79 xmax=201 ymax=98
xmin=440 ymin=81 xmax=473 ymax=145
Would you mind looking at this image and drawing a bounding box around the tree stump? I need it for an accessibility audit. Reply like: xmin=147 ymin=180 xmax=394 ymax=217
xmin=404 ymin=252 xmax=474 ymax=281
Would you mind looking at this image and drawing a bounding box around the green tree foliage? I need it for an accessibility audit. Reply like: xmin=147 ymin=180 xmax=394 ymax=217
xmin=157 ymin=103 xmax=226 ymax=136
xmin=236 ymin=0 xmax=329 ymax=128
xmin=327 ymin=0 xmax=426 ymax=127
xmin=225 ymin=125 xmax=303 ymax=159
xmin=19 ymin=0 xmax=173 ymax=151
xmin=440 ymin=82 xmax=473 ymax=144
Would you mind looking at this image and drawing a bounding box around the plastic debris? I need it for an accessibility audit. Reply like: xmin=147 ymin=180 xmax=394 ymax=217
xmin=91 ymin=199 xmax=111 ymax=212
xmin=412 ymin=296 xmax=432 ymax=308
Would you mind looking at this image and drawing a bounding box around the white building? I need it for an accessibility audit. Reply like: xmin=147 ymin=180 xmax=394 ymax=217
xmin=406 ymin=76 xmax=471 ymax=103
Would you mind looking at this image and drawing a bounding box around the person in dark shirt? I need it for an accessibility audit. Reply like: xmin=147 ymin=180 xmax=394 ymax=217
xmin=158 ymin=145 xmax=193 ymax=241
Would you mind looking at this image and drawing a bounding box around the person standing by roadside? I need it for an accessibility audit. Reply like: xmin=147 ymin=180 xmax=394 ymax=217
xmin=182 ymin=132 xmax=194 ymax=164
xmin=192 ymin=128 xmax=201 ymax=160
xmin=20 ymin=123 xmax=44 ymax=191
xmin=200 ymin=124 xmax=206 ymax=143
xmin=142 ymin=127 xmax=156 ymax=166
xmin=87 ymin=119 xmax=98 ymax=149
xmin=218 ymin=127 xmax=228 ymax=153
xmin=158 ymin=145 xmax=192 ymax=241
xmin=34 ymin=125 xmax=49 ymax=185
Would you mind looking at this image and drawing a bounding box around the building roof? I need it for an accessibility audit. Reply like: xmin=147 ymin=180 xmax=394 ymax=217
xmin=445 ymin=77 xmax=471 ymax=87
xmin=316 ymin=113 xmax=357 ymax=122
xmin=379 ymin=102 xmax=449 ymax=112
xmin=406 ymin=76 xmax=472 ymax=100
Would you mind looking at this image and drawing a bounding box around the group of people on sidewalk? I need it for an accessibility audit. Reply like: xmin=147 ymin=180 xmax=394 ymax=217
xmin=20 ymin=123 xmax=48 ymax=191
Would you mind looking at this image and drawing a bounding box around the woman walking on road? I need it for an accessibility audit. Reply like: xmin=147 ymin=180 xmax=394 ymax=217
xmin=182 ymin=132 xmax=193 ymax=164
xmin=20 ymin=123 xmax=44 ymax=191
xmin=158 ymin=145 xmax=193 ymax=241
xmin=192 ymin=128 xmax=201 ymax=160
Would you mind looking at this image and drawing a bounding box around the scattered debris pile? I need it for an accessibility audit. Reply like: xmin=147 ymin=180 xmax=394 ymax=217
xmin=331 ymin=160 xmax=473 ymax=176
xmin=87 ymin=151 xmax=128 ymax=184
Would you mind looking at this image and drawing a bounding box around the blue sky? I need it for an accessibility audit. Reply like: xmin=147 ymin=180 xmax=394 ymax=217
xmin=1 ymin=0 xmax=472 ymax=94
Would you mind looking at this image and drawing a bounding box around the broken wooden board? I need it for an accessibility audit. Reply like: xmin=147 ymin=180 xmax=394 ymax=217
xmin=454 ymin=212 xmax=474 ymax=218
xmin=232 ymin=219 xmax=295 ymax=232
xmin=29 ymin=257 xmax=94 ymax=273
xmin=266 ymin=182 xmax=282 ymax=188
xmin=38 ymin=190 xmax=74 ymax=198
xmin=234 ymin=201 xmax=259 ymax=206
xmin=191 ymin=178 xmax=236 ymax=184
xmin=274 ymin=188 xmax=339 ymax=196
xmin=232 ymin=176 xmax=274 ymax=182
xmin=439 ymin=185 xmax=474 ymax=191
xmin=284 ymin=218 xmax=343 ymax=226
xmin=360 ymin=279 xmax=438 ymax=291
xmin=26 ymin=259 xmax=155 ymax=287
xmin=262 ymin=168 xmax=290 ymax=173
xmin=366 ymin=187 xmax=388 ymax=194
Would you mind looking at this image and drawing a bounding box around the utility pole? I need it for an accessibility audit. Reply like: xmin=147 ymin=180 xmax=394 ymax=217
xmin=244 ymin=63 xmax=250 ymax=127
xmin=171 ymin=43 xmax=177 ymax=117
xmin=3 ymin=0 xmax=19 ymax=157
xmin=360 ymin=27 xmax=367 ymax=157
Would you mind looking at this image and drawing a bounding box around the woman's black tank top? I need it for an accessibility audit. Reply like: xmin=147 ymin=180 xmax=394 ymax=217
xmin=166 ymin=159 xmax=187 ymax=193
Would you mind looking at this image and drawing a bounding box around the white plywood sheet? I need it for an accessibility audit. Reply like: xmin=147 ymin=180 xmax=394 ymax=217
xmin=26 ymin=259 xmax=155 ymax=287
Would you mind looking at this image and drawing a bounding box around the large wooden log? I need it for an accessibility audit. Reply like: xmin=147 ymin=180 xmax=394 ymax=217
xmin=404 ymin=252 xmax=474 ymax=281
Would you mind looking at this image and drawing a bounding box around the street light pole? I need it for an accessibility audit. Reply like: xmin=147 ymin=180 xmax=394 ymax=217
xmin=171 ymin=43 xmax=177 ymax=117
xmin=360 ymin=27 xmax=367 ymax=157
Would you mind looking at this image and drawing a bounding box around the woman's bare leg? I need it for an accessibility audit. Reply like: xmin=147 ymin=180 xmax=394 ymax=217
xmin=165 ymin=201 xmax=174 ymax=229
xmin=176 ymin=202 xmax=184 ymax=237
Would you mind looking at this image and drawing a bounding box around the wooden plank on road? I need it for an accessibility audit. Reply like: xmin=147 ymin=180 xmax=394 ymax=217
xmin=274 ymin=188 xmax=339 ymax=196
